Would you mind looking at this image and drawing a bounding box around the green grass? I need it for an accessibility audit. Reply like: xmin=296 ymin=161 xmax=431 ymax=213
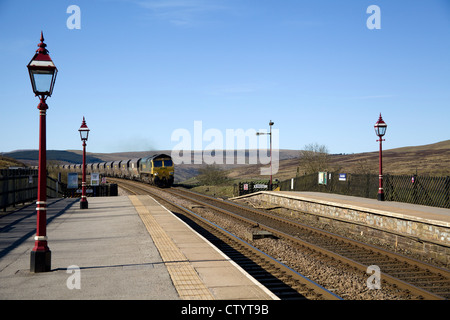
xmin=190 ymin=185 xmax=238 ymax=199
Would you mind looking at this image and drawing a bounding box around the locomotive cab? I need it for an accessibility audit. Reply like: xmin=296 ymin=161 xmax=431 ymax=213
xmin=139 ymin=154 xmax=174 ymax=187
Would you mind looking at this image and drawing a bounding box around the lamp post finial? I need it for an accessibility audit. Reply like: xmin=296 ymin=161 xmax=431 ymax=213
xmin=37 ymin=31 xmax=48 ymax=54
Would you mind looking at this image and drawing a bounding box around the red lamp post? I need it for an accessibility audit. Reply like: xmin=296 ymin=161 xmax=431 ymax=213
xmin=27 ymin=32 xmax=58 ymax=272
xmin=374 ymin=113 xmax=387 ymax=201
xmin=79 ymin=117 xmax=90 ymax=209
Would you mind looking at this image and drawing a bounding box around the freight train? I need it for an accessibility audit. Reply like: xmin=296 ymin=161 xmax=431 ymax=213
xmin=54 ymin=153 xmax=175 ymax=188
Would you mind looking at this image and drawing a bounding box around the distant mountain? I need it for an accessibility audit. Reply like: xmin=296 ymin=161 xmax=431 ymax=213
xmin=6 ymin=149 xmax=299 ymax=165
xmin=228 ymin=140 xmax=450 ymax=180
xmin=0 ymin=155 xmax=27 ymax=169
xmin=4 ymin=140 xmax=449 ymax=181
xmin=4 ymin=150 xmax=102 ymax=166
xmin=4 ymin=149 xmax=300 ymax=182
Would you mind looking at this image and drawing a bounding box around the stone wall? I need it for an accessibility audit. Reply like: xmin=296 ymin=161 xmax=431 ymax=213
xmin=233 ymin=192 xmax=449 ymax=266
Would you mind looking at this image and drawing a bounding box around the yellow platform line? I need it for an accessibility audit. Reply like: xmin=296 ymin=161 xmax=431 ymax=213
xmin=129 ymin=195 xmax=214 ymax=300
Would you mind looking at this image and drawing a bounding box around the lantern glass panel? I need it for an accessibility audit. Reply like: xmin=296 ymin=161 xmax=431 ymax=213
xmin=79 ymin=130 xmax=89 ymax=141
xmin=375 ymin=125 xmax=387 ymax=137
xmin=31 ymin=71 xmax=53 ymax=94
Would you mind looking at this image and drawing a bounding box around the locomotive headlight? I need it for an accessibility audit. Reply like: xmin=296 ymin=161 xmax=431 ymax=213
xmin=154 ymin=173 xmax=158 ymax=176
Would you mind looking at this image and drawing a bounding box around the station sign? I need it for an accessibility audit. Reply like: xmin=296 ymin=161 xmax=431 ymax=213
xmin=318 ymin=172 xmax=327 ymax=185
xmin=67 ymin=173 xmax=78 ymax=189
xmin=254 ymin=184 xmax=268 ymax=189
xmin=91 ymin=173 xmax=100 ymax=186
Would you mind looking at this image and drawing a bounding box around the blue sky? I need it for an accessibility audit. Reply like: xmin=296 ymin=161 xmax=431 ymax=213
xmin=1 ymin=0 xmax=449 ymax=155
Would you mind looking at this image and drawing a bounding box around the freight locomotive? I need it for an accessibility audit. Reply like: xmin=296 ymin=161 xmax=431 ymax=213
xmin=57 ymin=153 xmax=175 ymax=188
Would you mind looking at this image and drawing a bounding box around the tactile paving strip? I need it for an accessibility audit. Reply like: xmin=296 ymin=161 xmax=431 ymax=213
xmin=129 ymin=195 xmax=214 ymax=300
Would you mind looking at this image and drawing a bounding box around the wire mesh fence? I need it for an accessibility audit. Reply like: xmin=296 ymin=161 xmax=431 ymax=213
xmin=278 ymin=172 xmax=450 ymax=209
xmin=384 ymin=174 xmax=450 ymax=208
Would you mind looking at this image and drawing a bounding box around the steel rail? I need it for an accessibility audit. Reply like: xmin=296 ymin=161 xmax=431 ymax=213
xmin=171 ymin=187 xmax=450 ymax=275
xmin=113 ymin=179 xmax=449 ymax=299
xmin=112 ymin=179 xmax=342 ymax=300
xmin=167 ymin=187 xmax=450 ymax=300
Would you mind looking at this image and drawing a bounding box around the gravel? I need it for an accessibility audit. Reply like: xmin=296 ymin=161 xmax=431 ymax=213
xmin=144 ymin=188 xmax=418 ymax=300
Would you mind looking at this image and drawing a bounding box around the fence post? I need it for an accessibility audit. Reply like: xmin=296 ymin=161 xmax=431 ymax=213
xmin=346 ymin=173 xmax=350 ymax=195
xmin=446 ymin=176 xmax=450 ymax=209
xmin=412 ymin=174 xmax=418 ymax=204
xmin=383 ymin=174 xmax=389 ymax=200
xmin=365 ymin=173 xmax=370 ymax=198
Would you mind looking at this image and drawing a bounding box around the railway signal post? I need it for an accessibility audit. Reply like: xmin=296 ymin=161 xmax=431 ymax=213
xmin=27 ymin=32 xmax=58 ymax=272
xmin=256 ymin=120 xmax=275 ymax=190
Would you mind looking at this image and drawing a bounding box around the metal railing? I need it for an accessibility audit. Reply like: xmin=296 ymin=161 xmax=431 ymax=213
xmin=0 ymin=168 xmax=65 ymax=211
xmin=278 ymin=173 xmax=450 ymax=209
xmin=384 ymin=174 xmax=450 ymax=208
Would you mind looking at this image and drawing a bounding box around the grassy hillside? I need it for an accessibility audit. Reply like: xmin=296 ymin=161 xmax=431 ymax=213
xmin=0 ymin=155 xmax=26 ymax=169
xmin=4 ymin=150 xmax=103 ymax=166
xmin=227 ymin=140 xmax=450 ymax=182
xmin=4 ymin=140 xmax=449 ymax=181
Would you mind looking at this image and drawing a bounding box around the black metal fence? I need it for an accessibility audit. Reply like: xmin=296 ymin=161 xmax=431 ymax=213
xmin=278 ymin=173 xmax=450 ymax=209
xmin=384 ymin=175 xmax=450 ymax=208
xmin=1 ymin=169 xmax=119 ymax=211
xmin=279 ymin=173 xmax=378 ymax=198
xmin=64 ymin=184 xmax=118 ymax=198
xmin=0 ymin=168 xmax=65 ymax=211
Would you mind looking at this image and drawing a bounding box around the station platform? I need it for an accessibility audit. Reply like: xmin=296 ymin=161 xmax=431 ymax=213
xmin=232 ymin=191 xmax=450 ymax=264
xmin=0 ymin=196 xmax=277 ymax=300
xmin=273 ymin=191 xmax=450 ymax=226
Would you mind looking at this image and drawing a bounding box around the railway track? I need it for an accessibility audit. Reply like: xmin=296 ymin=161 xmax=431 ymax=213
xmin=110 ymin=178 xmax=341 ymax=300
xmin=111 ymin=178 xmax=450 ymax=299
xmin=169 ymin=187 xmax=450 ymax=300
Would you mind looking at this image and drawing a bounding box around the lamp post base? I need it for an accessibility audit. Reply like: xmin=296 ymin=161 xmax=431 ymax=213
xmin=30 ymin=250 xmax=51 ymax=273
xmin=80 ymin=201 xmax=88 ymax=209
xmin=377 ymin=193 xmax=385 ymax=201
